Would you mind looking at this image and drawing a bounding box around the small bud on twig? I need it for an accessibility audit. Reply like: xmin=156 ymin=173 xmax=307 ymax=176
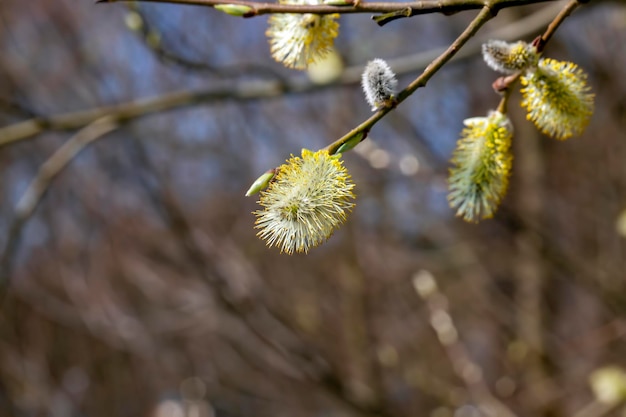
xmin=481 ymin=40 xmax=538 ymax=74
xmin=245 ymin=168 xmax=277 ymax=196
xmin=214 ymin=4 xmax=254 ymax=16
xmin=334 ymin=131 xmax=367 ymax=154
xmin=361 ymin=58 xmax=397 ymax=112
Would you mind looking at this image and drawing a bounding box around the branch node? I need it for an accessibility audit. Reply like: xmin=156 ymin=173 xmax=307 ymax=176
xmin=372 ymin=7 xmax=412 ymax=26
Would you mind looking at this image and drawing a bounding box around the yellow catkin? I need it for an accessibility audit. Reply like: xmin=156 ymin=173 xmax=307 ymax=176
xmin=482 ymin=40 xmax=538 ymax=74
xmin=521 ymin=58 xmax=594 ymax=140
xmin=266 ymin=0 xmax=339 ymax=70
xmin=254 ymin=149 xmax=355 ymax=254
xmin=448 ymin=111 xmax=513 ymax=222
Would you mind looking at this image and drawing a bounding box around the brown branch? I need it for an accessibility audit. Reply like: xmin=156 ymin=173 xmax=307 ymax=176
xmin=535 ymin=0 xmax=585 ymax=52
xmin=96 ymin=0 xmax=555 ymax=18
xmin=0 ymin=81 xmax=286 ymax=148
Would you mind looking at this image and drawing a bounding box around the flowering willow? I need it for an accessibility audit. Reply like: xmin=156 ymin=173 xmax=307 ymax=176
xmin=481 ymin=40 xmax=538 ymax=74
xmin=250 ymin=35 xmax=595 ymax=246
xmin=254 ymin=149 xmax=355 ymax=254
xmin=521 ymin=58 xmax=594 ymax=140
xmin=448 ymin=111 xmax=513 ymax=222
xmin=266 ymin=0 xmax=339 ymax=70
xmin=481 ymin=40 xmax=594 ymax=141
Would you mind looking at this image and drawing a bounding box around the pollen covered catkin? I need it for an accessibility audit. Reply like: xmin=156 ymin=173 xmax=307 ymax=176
xmin=481 ymin=40 xmax=538 ymax=74
xmin=520 ymin=58 xmax=594 ymax=140
xmin=266 ymin=0 xmax=339 ymax=70
xmin=448 ymin=111 xmax=513 ymax=222
xmin=254 ymin=149 xmax=355 ymax=254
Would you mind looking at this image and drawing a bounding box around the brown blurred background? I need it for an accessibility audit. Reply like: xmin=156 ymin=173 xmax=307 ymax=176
xmin=1 ymin=1 xmax=625 ymax=416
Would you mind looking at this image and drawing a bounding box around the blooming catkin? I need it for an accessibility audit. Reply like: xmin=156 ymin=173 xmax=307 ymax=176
xmin=448 ymin=111 xmax=513 ymax=222
xmin=481 ymin=40 xmax=538 ymax=74
xmin=266 ymin=0 xmax=339 ymax=70
xmin=361 ymin=59 xmax=397 ymax=111
xmin=254 ymin=149 xmax=355 ymax=254
xmin=520 ymin=58 xmax=594 ymax=140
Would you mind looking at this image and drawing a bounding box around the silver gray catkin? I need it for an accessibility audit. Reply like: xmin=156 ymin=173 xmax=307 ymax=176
xmin=361 ymin=59 xmax=397 ymax=111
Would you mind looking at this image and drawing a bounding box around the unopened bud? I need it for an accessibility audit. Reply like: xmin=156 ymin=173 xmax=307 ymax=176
xmin=214 ymin=4 xmax=254 ymax=16
xmin=245 ymin=169 xmax=277 ymax=197
xmin=323 ymin=0 xmax=353 ymax=5
xmin=482 ymin=40 xmax=538 ymax=74
xmin=335 ymin=131 xmax=366 ymax=155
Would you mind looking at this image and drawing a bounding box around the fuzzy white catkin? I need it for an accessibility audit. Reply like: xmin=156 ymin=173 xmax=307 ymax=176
xmin=361 ymin=59 xmax=397 ymax=111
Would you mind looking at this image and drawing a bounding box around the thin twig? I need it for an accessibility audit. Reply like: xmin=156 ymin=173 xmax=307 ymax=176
xmin=96 ymin=0 xmax=554 ymax=18
xmin=326 ymin=4 xmax=495 ymax=154
xmin=494 ymin=73 xmax=521 ymax=113
xmin=536 ymin=0 xmax=585 ymax=52
xmin=0 ymin=81 xmax=285 ymax=148
xmin=0 ymin=117 xmax=119 ymax=295
xmin=14 ymin=118 xmax=119 ymax=219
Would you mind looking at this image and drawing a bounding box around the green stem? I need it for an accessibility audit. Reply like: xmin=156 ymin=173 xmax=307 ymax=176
xmin=496 ymin=95 xmax=508 ymax=114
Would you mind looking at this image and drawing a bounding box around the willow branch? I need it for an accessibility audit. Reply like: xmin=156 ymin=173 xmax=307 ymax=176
xmin=326 ymin=4 xmax=494 ymax=154
xmin=0 ymin=81 xmax=286 ymax=148
xmin=96 ymin=0 xmax=555 ymax=18
xmin=535 ymin=0 xmax=585 ymax=52
xmin=0 ymin=2 xmax=562 ymax=148
xmin=492 ymin=0 xmax=582 ymax=107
